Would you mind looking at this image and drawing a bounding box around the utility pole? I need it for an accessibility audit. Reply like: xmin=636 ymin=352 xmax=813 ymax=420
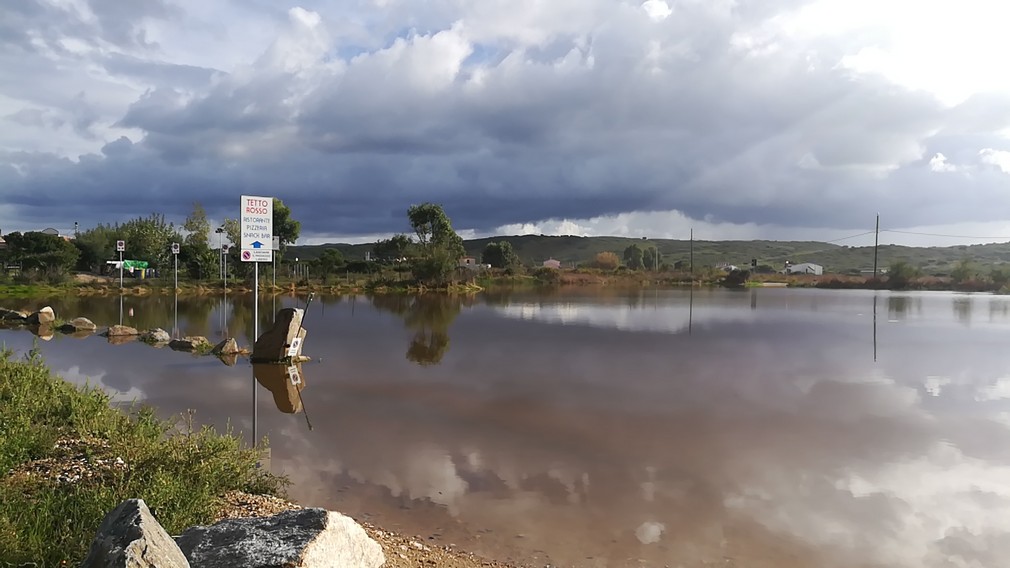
xmin=689 ymin=228 xmax=694 ymax=277
xmin=873 ymin=214 xmax=880 ymax=278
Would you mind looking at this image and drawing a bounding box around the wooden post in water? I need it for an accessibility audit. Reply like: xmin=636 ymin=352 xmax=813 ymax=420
xmin=873 ymin=214 xmax=879 ymax=278
xmin=689 ymin=228 xmax=694 ymax=279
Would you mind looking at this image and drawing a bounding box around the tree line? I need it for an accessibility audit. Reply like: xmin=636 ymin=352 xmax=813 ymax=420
xmin=0 ymin=199 xmax=300 ymax=284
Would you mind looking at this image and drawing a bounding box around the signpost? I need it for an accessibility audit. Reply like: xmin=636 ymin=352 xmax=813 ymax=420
xmin=171 ymin=242 xmax=180 ymax=339
xmin=222 ymin=244 xmax=230 ymax=289
xmin=116 ymin=240 xmax=125 ymax=289
xmin=243 ymin=195 xmax=273 ymax=445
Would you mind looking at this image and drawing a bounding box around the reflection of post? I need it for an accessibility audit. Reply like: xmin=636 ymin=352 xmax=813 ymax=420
xmin=253 ymin=363 xmax=310 ymax=427
xmin=750 ymin=288 xmax=757 ymax=310
xmin=173 ymin=290 xmax=179 ymax=339
xmin=688 ymin=286 xmax=694 ymax=335
xmin=873 ymin=294 xmax=878 ymax=362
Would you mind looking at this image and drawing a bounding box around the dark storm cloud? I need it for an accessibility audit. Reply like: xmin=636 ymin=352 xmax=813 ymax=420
xmin=3 ymin=0 xmax=1010 ymax=237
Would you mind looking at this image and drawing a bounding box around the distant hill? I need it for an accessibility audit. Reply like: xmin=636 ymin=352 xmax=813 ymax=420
xmin=287 ymin=235 xmax=1010 ymax=275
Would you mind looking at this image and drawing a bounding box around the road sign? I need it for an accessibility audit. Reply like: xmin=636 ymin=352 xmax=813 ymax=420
xmin=241 ymin=195 xmax=273 ymax=262
xmin=222 ymin=244 xmax=230 ymax=253
xmin=272 ymin=236 xmax=280 ymax=250
xmin=171 ymin=242 xmax=180 ymax=255
xmin=116 ymin=240 xmax=125 ymax=252
xmin=286 ymin=337 xmax=303 ymax=358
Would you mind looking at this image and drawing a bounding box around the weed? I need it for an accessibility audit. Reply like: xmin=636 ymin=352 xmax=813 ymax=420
xmin=0 ymin=349 xmax=286 ymax=565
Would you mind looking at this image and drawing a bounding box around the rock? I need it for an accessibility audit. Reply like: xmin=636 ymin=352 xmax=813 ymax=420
xmin=30 ymin=324 xmax=54 ymax=341
xmin=140 ymin=328 xmax=171 ymax=344
xmin=108 ymin=334 xmax=139 ymax=346
xmin=59 ymin=317 xmax=97 ymax=334
xmin=26 ymin=306 xmax=55 ymax=325
xmin=0 ymin=308 xmax=28 ymax=322
xmin=169 ymin=336 xmax=210 ymax=352
xmin=253 ymin=363 xmax=306 ymax=414
xmin=104 ymin=325 xmax=139 ymax=337
xmin=211 ymin=337 xmax=240 ymax=355
xmin=251 ymin=308 xmax=306 ymax=363
xmin=176 ymin=508 xmax=383 ymax=568
xmin=80 ymin=498 xmax=190 ymax=568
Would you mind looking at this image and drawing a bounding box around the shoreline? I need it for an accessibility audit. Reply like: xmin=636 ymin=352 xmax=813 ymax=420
xmin=2 ymin=269 xmax=1007 ymax=298
xmin=0 ymin=351 xmax=526 ymax=567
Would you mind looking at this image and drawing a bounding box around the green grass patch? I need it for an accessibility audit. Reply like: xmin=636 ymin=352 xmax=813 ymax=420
xmin=0 ymin=347 xmax=286 ymax=565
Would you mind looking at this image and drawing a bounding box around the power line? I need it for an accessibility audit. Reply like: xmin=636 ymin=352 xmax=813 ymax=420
xmin=754 ymin=231 xmax=877 ymax=264
xmin=882 ymin=229 xmax=1010 ymax=241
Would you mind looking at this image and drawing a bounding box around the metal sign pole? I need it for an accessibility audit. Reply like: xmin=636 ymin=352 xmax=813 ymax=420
xmin=253 ymin=261 xmax=259 ymax=445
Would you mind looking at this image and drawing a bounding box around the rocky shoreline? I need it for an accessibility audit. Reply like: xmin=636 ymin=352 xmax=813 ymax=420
xmin=215 ymin=492 xmax=525 ymax=568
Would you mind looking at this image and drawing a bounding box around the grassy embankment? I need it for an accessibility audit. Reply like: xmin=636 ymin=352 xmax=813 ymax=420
xmin=0 ymin=348 xmax=285 ymax=565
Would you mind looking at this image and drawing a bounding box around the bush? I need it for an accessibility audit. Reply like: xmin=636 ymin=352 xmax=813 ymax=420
xmin=0 ymin=349 xmax=285 ymax=565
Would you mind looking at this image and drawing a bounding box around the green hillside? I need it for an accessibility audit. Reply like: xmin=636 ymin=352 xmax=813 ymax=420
xmin=287 ymin=236 xmax=1010 ymax=275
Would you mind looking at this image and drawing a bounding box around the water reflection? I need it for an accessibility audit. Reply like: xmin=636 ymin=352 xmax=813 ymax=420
xmin=953 ymin=297 xmax=973 ymax=325
xmin=253 ymin=363 xmax=307 ymax=414
xmin=7 ymin=290 xmax=1010 ymax=567
xmin=370 ymin=295 xmax=469 ymax=365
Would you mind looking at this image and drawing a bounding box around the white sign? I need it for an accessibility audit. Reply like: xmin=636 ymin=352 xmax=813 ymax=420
xmin=221 ymin=244 xmax=229 ymax=253
xmin=286 ymin=337 xmax=303 ymax=358
xmin=272 ymin=236 xmax=280 ymax=251
xmin=116 ymin=240 xmax=125 ymax=252
xmin=287 ymin=365 xmax=302 ymax=386
xmin=240 ymin=195 xmax=273 ymax=262
xmin=171 ymin=242 xmax=180 ymax=255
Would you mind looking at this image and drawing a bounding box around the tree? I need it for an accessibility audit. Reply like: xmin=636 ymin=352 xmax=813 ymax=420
xmin=315 ymin=248 xmax=345 ymax=282
xmin=180 ymin=203 xmax=217 ymax=280
xmin=407 ymin=203 xmax=465 ymax=285
xmin=623 ymin=245 xmax=644 ymax=270
xmin=887 ymin=261 xmax=919 ymax=289
xmin=272 ymin=198 xmax=301 ymax=255
xmin=481 ymin=241 xmax=520 ymax=269
xmin=73 ymin=225 xmax=116 ymax=272
xmin=990 ymin=267 xmax=1010 ymax=290
xmin=373 ymin=234 xmax=414 ymax=261
xmin=951 ymin=258 xmax=975 ymax=285
xmin=183 ymin=202 xmax=211 ymax=248
xmin=642 ymin=246 xmax=662 ymax=271
xmin=593 ymin=251 xmax=620 ymax=270
xmin=115 ymin=213 xmax=180 ymax=269
xmin=3 ymin=231 xmax=80 ymax=277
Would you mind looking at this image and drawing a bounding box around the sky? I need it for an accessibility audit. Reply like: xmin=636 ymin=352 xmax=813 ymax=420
xmin=3 ymin=0 xmax=1010 ymax=247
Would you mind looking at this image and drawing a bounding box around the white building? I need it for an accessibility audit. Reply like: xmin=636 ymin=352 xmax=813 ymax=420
xmin=542 ymin=258 xmax=562 ymax=269
xmin=786 ymin=262 xmax=824 ymax=275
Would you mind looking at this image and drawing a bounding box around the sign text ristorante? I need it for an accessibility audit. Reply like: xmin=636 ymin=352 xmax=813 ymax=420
xmin=240 ymin=195 xmax=273 ymax=262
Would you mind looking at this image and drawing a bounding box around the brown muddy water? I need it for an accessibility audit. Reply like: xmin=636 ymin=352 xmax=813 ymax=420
xmin=3 ymin=288 xmax=1010 ymax=567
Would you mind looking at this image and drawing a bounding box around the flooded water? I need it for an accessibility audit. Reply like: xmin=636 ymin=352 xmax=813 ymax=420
xmin=4 ymin=288 xmax=1010 ymax=567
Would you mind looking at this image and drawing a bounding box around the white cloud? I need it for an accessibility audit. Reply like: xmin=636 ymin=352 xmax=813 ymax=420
xmin=980 ymin=148 xmax=1010 ymax=174
xmin=641 ymin=0 xmax=673 ymax=22
xmin=929 ymin=152 xmax=957 ymax=172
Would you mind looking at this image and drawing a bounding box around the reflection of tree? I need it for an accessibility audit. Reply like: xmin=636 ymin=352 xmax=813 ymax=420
xmin=406 ymin=330 xmax=449 ymax=366
xmin=953 ymin=298 xmax=972 ymax=325
xmin=370 ymin=294 xmax=466 ymax=365
xmin=887 ymin=296 xmax=910 ymax=317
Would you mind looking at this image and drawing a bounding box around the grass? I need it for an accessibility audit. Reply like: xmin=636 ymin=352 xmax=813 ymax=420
xmin=0 ymin=347 xmax=286 ymax=565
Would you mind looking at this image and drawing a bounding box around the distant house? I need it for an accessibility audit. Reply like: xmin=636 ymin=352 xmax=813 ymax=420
xmin=0 ymin=235 xmax=6 ymax=250
xmin=458 ymin=256 xmax=489 ymax=270
xmin=786 ymin=262 xmax=824 ymax=275
xmin=542 ymin=258 xmax=562 ymax=269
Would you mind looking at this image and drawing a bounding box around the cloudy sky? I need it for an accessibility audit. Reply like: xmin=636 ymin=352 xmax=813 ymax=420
xmin=3 ymin=0 xmax=1010 ymax=246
